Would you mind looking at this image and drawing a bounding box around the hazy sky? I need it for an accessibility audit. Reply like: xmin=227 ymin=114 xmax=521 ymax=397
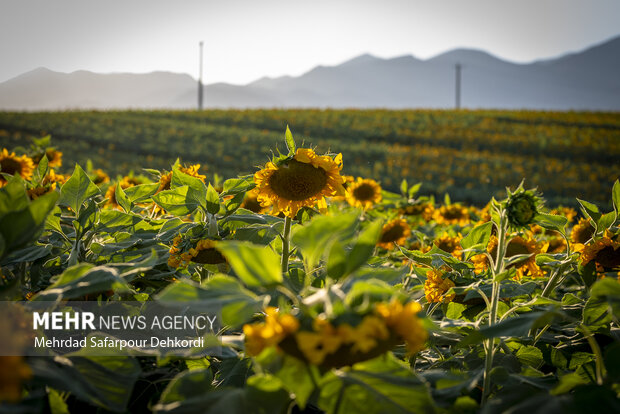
xmin=1 ymin=0 xmax=619 ymax=85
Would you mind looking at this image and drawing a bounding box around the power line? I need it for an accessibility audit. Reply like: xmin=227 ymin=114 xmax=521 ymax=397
xmin=455 ymin=63 xmax=461 ymax=109
xmin=198 ymin=41 xmax=204 ymax=110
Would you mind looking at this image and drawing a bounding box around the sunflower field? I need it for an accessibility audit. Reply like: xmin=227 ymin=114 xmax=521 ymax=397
xmin=0 ymin=122 xmax=619 ymax=414
xmin=0 ymin=109 xmax=618 ymax=208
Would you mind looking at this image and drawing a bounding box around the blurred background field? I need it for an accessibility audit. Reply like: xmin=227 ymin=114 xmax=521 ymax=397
xmin=0 ymin=108 xmax=618 ymax=208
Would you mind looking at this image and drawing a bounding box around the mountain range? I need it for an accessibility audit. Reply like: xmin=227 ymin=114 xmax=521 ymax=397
xmin=1 ymin=36 xmax=619 ymax=111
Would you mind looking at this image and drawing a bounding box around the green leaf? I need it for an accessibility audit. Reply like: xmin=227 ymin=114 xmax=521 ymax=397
xmin=516 ymin=345 xmax=543 ymax=368
xmin=274 ymin=356 xmax=316 ymax=409
xmin=577 ymin=198 xmax=601 ymax=224
xmin=460 ymin=221 xmax=493 ymax=250
xmin=583 ymin=277 xmax=620 ymax=332
xmin=597 ymin=211 xmax=616 ymax=234
xmin=0 ymin=177 xmax=29 ymax=214
xmin=37 ymin=154 xmax=49 ymax=182
xmin=319 ymin=354 xmax=436 ymax=414
xmin=154 ymin=372 xmax=290 ymax=414
xmin=33 ymin=264 xmax=129 ymax=301
xmin=114 ymin=183 xmax=131 ymax=213
xmin=327 ymin=240 xmax=347 ymax=280
xmin=172 ymin=168 xmax=207 ymax=208
xmin=408 ymin=183 xmax=422 ymax=199
xmin=285 ymin=125 xmax=296 ymax=156
xmin=123 ymin=183 xmax=159 ymax=203
xmin=158 ymin=369 xmax=214 ymax=404
xmin=445 ymin=302 xmax=466 ymax=319
xmin=400 ymin=179 xmax=408 ymax=197
xmin=534 ymin=213 xmax=567 ymax=233
xmin=612 ymin=179 xmax=620 ymax=220
xmin=0 ymin=190 xmax=58 ymax=254
xmin=345 ymin=220 xmax=383 ymax=276
xmin=152 ymin=186 xmax=200 ymax=216
xmin=206 ymin=183 xmax=220 ymax=214
xmin=291 ymin=212 xmax=358 ymax=271
xmin=30 ymin=352 xmax=140 ymax=412
xmin=221 ymin=176 xmax=255 ymax=196
xmin=156 ymin=276 xmax=261 ymax=327
xmin=48 ymin=388 xmax=70 ymax=414
xmin=59 ymin=164 xmax=100 ymax=215
xmin=217 ymin=241 xmax=282 ymax=288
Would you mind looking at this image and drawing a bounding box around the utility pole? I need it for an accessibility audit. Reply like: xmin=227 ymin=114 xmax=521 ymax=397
xmin=455 ymin=63 xmax=461 ymax=109
xmin=198 ymin=41 xmax=204 ymax=110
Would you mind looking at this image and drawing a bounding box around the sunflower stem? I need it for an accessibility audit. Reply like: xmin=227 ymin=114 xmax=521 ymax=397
xmin=281 ymin=216 xmax=292 ymax=275
xmin=482 ymin=210 xmax=507 ymax=406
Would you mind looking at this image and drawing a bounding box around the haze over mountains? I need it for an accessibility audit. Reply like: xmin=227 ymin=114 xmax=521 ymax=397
xmin=1 ymin=36 xmax=619 ymax=111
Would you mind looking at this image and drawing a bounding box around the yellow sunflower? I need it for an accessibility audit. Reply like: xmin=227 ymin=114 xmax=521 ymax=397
xmin=346 ymin=177 xmax=382 ymax=210
xmin=27 ymin=169 xmax=66 ymax=200
xmin=551 ymin=206 xmax=578 ymax=223
xmin=240 ymin=188 xmax=265 ymax=213
xmin=571 ymin=218 xmax=594 ymax=245
xmin=243 ymin=307 xmax=300 ymax=357
xmin=377 ymin=218 xmax=411 ymax=250
xmin=427 ymin=232 xmax=463 ymax=259
xmin=157 ymin=164 xmax=206 ymax=194
xmin=254 ymin=148 xmax=345 ymax=218
xmin=400 ymin=202 xmax=434 ymax=221
xmin=578 ymin=231 xmax=620 ymax=274
xmin=104 ymin=176 xmax=140 ymax=209
xmin=424 ymin=269 xmax=456 ymax=303
xmin=375 ymin=300 xmax=427 ymax=354
xmin=0 ymin=149 xmax=35 ymax=186
xmin=433 ymin=203 xmax=471 ymax=226
xmin=471 ymin=234 xmax=548 ymax=279
xmin=92 ymin=169 xmax=110 ymax=185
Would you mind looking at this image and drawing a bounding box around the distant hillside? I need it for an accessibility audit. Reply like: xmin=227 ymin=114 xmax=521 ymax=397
xmin=1 ymin=36 xmax=619 ymax=110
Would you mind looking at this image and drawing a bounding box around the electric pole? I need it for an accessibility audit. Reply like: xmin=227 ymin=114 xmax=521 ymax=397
xmin=198 ymin=41 xmax=204 ymax=110
xmin=455 ymin=63 xmax=461 ymax=109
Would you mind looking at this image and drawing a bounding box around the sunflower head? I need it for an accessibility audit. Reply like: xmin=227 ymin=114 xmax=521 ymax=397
xmin=240 ymin=188 xmax=264 ymax=213
xmin=579 ymin=231 xmax=620 ymax=273
xmin=346 ymin=178 xmax=382 ymax=210
xmin=433 ymin=203 xmax=470 ymax=226
xmin=377 ymin=218 xmax=411 ymax=250
xmin=254 ymin=148 xmax=345 ymax=218
xmin=506 ymin=187 xmax=542 ymax=228
xmin=0 ymin=149 xmax=35 ymax=186
xmin=571 ymin=218 xmax=594 ymax=244
xmin=432 ymin=232 xmax=463 ymax=259
xmin=92 ymin=169 xmax=110 ymax=185
xmin=424 ymin=269 xmax=456 ymax=303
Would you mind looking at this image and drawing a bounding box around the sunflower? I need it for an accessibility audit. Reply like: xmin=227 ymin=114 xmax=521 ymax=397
xmin=571 ymin=218 xmax=594 ymax=245
xmin=92 ymin=169 xmax=110 ymax=185
xmin=427 ymin=232 xmax=463 ymax=259
xmin=433 ymin=204 xmax=470 ymax=226
xmin=471 ymin=234 xmax=548 ymax=279
xmin=424 ymin=269 xmax=456 ymax=303
xmin=0 ymin=149 xmax=35 ymax=186
xmin=27 ymin=169 xmax=65 ymax=199
xmin=547 ymin=236 xmax=567 ymax=254
xmin=254 ymin=148 xmax=345 ymax=218
xmin=377 ymin=218 xmax=411 ymax=250
xmin=42 ymin=148 xmax=63 ymax=167
xmin=240 ymin=188 xmax=265 ymax=213
xmin=400 ymin=202 xmax=434 ymax=221
xmin=157 ymin=164 xmax=206 ymax=193
xmin=551 ymin=206 xmax=578 ymax=223
xmin=243 ymin=307 xmax=300 ymax=357
xmin=578 ymin=231 xmax=620 ymax=274
xmin=346 ymin=178 xmax=382 ymax=210
xmin=104 ymin=176 xmax=140 ymax=209
xmin=168 ymin=237 xmax=226 ymax=268
xmin=375 ymin=300 xmax=427 ymax=354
